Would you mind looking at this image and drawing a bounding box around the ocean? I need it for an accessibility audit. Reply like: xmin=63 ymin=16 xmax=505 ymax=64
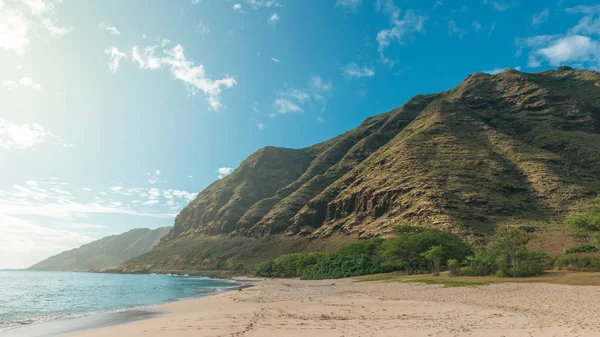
xmin=0 ymin=270 xmax=240 ymax=336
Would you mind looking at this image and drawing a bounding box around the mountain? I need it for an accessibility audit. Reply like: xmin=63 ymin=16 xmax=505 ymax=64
xmin=124 ymin=68 xmax=600 ymax=272
xmin=29 ymin=227 xmax=171 ymax=271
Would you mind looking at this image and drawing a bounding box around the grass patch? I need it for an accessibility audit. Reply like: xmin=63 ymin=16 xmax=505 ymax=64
xmin=357 ymin=270 xmax=600 ymax=286
xmin=402 ymin=279 xmax=489 ymax=287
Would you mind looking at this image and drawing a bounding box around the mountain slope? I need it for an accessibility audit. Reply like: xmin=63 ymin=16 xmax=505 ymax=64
xmin=29 ymin=227 xmax=171 ymax=271
xmin=126 ymin=68 xmax=600 ymax=271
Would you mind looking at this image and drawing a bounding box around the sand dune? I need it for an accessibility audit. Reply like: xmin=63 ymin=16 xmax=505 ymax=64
xmin=69 ymin=278 xmax=600 ymax=337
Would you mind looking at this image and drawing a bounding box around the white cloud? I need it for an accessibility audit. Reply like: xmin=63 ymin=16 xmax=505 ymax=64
xmin=538 ymin=35 xmax=598 ymax=65
xmin=532 ymin=9 xmax=549 ymax=26
xmin=196 ymin=20 xmax=210 ymax=38
xmin=146 ymin=169 xmax=165 ymax=184
xmin=256 ymin=122 xmax=265 ymax=130
xmin=104 ymin=47 xmax=127 ymax=74
xmin=0 ymin=179 xmax=197 ymax=230
xmin=164 ymin=189 xmax=196 ymax=201
xmin=66 ymin=223 xmax=108 ymax=229
xmin=336 ymin=0 xmax=361 ymax=11
xmin=0 ymin=2 xmax=30 ymax=55
xmin=282 ymin=88 xmax=310 ymax=102
xmin=1 ymin=77 xmax=42 ymax=91
xmin=316 ymin=116 xmax=325 ymax=124
xmin=217 ymin=167 xmax=234 ymax=179
xmin=188 ymin=175 xmax=193 ymax=178
xmin=0 ymin=0 xmax=72 ymax=55
xmin=376 ymin=2 xmax=427 ymax=66
xmin=233 ymin=3 xmax=245 ymax=13
xmin=343 ymin=62 xmax=375 ymax=79
xmin=270 ymin=57 xmax=280 ymax=62
xmin=0 ymin=214 xmax=95 ymax=269
xmin=21 ymin=0 xmax=54 ymax=16
xmin=567 ymin=5 xmax=600 ymax=36
xmin=245 ymin=0 xmax=281 ymax=9
xmin=131 ymin=45 xmax=161 ymax=70
xmin=310 ymin=75 xmax=332 ymax=91
xmin=273 ymin=99 xmax=304 ymax=114
xmin=482 ymin=66 xmax=521 ymax=74
xmin=268 ymin=12 xmax=279 ymax=25
xmin=483 ymin=0 xmax=517 ymax=11
xmin=0 ymin=117 xmax=71 ymax=149
xmin=42 ymin=18 xmax=72 ymax=37
xmin=448 ymin=19 xmax=467 ymax=39
xmin=23 ymin=0 xmax=72 ymax=36
xmin=99 ymin=22 xmax=121 ymax=35
xmin=147 ymin=188 xmax=160 ymax=200
xmin=519 ymin=35 xmax=600 ymax=68
xmin=270 ymin=75 xmax=333 ymax=117
xmin=114 ymin=43 xmax=237 ymax=111
xmin=472 ymin=20 xmax=482 ymax=31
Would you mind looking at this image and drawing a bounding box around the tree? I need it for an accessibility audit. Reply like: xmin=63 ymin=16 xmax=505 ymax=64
xmin=488 ymin=226 xmax=530 ymax=275
xmin=381 ymin=227 xmax=471 ymax=275
xmin=422 ymin=245 xmax=447 ymax=276
xmin=566 ymin=196 xmax=600 ymax=245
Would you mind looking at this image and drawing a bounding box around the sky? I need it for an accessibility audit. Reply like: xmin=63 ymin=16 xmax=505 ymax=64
xmin=1 ymin=0 xmax=600 ymax=269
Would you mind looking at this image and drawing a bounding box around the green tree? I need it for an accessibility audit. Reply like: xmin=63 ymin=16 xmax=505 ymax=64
xmin=421 ymin=245 xmax=447 ymax=276
xmin=481 ymin=226 xmax=549 ymax=277
xmin=489 ymin=226 xmax=530 ymax=273
xmin=566 ymin=196 xmax=600 ymax=245
xmin=381 ymin=227 xmax=471 ymax=275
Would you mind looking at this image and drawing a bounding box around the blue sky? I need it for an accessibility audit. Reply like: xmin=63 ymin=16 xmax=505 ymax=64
xmin=1 ymin=0 xmax=599 ymax=268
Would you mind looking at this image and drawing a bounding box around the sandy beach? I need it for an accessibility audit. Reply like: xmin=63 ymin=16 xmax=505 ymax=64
xmin=64 ymin=277 xmax=600 ymax=337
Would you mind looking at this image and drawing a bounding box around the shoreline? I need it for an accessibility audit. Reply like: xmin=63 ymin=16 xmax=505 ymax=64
xmin=64 ymin=277 xmax=600 ymax=337
xmin=0 ymin=277 xmax=256 ymax=337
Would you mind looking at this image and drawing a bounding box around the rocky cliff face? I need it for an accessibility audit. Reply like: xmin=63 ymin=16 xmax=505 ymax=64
xmin=167 ymin=69 xmax=600 ymax=243
xmin=29 ymin=227 xmax=171 ymax=271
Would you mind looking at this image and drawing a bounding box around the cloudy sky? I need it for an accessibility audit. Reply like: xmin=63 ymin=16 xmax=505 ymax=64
xmin=1 ymin=0 xmax=599 ymax=269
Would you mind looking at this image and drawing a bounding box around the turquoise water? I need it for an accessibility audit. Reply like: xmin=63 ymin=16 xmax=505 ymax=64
xmin=0 ymin=270 xmax=240 ymax=331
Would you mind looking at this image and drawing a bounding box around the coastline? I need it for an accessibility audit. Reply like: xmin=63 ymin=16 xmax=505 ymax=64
xmin=0 ymin=277 xmax=254 ymax=337
xmin=64 ymin=277 xmax=600 ymax=337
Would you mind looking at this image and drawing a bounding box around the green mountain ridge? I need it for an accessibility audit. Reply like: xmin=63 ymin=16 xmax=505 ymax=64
xmin=125 ymin=68 xmax=600 ymax=272
xmin=29 ymin=227 xmax=171 ymax=271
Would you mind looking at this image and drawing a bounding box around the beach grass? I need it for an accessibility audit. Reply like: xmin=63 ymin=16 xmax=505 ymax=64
xmin=401 ymin=279 xmax=490 ymax=287
xmin=357 ymin=270 xmax=600 ymax=286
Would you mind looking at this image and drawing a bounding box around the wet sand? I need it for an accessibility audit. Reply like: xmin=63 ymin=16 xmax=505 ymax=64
xmin=63 ymin=277 xmax=600 ymax=337
xmin=1 ymin=310 xmax=161 ymax=337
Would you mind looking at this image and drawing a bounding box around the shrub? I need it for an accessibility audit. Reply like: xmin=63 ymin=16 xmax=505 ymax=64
xmin=447 ymin=259 xmax=461 ymax=276
xmin=556 ymin=253 xmax=600 ymax=271
xmin=336 ymin=238 xmax=384 ymax=256
xmin=272 ymin=252 xmax=326 ymax=277
xmin=497 ymin=251 xmax=550 ymax=277
xmin=381 ymin=228 xmax=471 ymax=275
xmin=254 ymin=252 xmax=326 ymax=278
xmin=254 ymin=260 xmax=275 ymax=277
xmin=565 ymin=196 xmax=600 ymax=242
xmin=301 ymin=253 xmax=390 ymax=280
xmin=461 ymin=251 xmax=498 ymax=276
xmin=565 ymin=244 xmax=599 ymax=254
xmin=459 ymin=227 xmax=551 ymax=278
xmin=421 ymin=245 xmax=447 ymax=275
